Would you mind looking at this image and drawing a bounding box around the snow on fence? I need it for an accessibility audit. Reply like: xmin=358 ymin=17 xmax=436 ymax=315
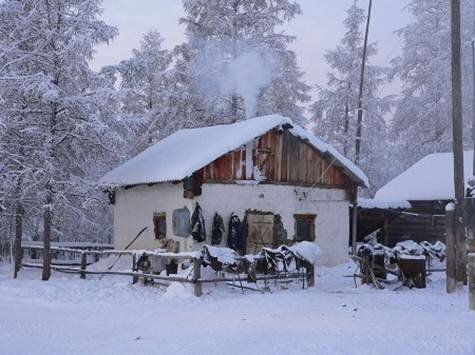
xmin=21 ymin=241 xmax=114 ymax=267
xmin=19 ymin=243 xmax=316 ymax=297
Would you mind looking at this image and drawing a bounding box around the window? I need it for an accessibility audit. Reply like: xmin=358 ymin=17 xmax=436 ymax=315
xmin=172 ymin=207 xmax=191 ymax=237
xmin=294 ymin=214 xmax=316 ymax=242
xmin=153 ymin=213 xmax=167 ymax=239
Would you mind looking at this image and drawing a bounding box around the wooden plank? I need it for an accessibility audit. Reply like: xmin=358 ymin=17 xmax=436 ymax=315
xmin=299 ymin=141 xmax=306 ymax=184
xmin=289 ymin=134 xmax=299 ymax=183
xmin=232 ymin=150 xmax=240 ymax=180
xmin=275 ymin=131 xmax=282 ymax=182
xmin=281 ymin=130 xmax=289 ymax=182
xmin=313 ymin=153 xmax=319 ymax=185
xmin=469 ymin=253 xmax=475 ymax=310
xmin=132 ymin=253 xmax=138 ymax=284
xmin=306 ymin=144 xmax=313 ymax=185
xmin=193 ymin=258 xmax=202 ymax=297
xmin=266 ymin=134 xmax=275 ymax=181
xmin=225 ymin=153 xmax=232 ymax=180
xmin=446 ymin=207 xmax=457 ymax=293
xmin=80 ymin=252 xmax=87 ymax=279
xmin=197 ymin=129 xmax=357 ymax=188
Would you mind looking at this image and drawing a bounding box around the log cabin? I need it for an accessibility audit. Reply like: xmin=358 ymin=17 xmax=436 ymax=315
xmin=100 ymin=114 xmax=368 ymax=266
xmin=358 ymin=151 xmax=474 ymax=246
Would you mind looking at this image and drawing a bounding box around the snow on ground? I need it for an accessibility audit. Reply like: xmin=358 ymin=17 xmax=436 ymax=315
xmin=0 ymin=262 xmax=474 ymax=355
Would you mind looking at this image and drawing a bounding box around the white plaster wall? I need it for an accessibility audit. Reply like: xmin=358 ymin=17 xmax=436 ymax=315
xmin=113 ymin=183 xmax=350 ymax=266
xmin=196 ymin=184 xmax=350 ymax=266
xmin=114 ymin=183 xmax=194 ymax=251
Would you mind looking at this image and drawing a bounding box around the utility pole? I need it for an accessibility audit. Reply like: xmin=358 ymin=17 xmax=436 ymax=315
xmin=450 ymin=0 xmax=466 ymax=286
xmin=469 ymin=40 xmax=475 ymax=253
xmin=351 ymin=0 xmax=372 ymax=255
xmin=469 ymin=41 xmax=475 ymax=309
xmin=472 ymin=40 xmax=475 ymax=176
xmin=354 ymin=0 xmax=373 ymax=165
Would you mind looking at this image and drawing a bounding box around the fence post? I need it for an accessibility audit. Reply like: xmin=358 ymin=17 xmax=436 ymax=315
xmin=80 ymin=252 xmax=87 ymax=280
xmin=446 ymin=204 xmax=457 ymax=293
xmin=193 ymin=257 xmax=202 ymax=297
xmin=467 ymin=198 xmax=475 ymax=254
xmin=132 ymin=253 xmax=138 ymax=285
xmin=469 ymin=253 xmax=475 ymax=311
xmin=306 ymin=263 xmax=315 ymax=288
xmin=13 ymin=244 xmax=23 ymax=279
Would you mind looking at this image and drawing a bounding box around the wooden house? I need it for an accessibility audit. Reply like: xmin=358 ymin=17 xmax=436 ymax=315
xmin=101 ymin=115 xmax=368 ymax=266
xmin=358 ymin=151 xmax=474 ymax=246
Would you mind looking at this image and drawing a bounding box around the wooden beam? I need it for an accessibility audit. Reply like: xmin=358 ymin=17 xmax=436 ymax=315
xmin=193 ymin=257 xmax=202 ymax=297
xmin=351 ymin=186 xmax=358 ymax=255
xmin=451 ymin=0 xmax=467 ymax=285
xmin=446 ymin=206 xmax=457 ymax=293
xmin=469 ymin=253 xmax=475 ymax=310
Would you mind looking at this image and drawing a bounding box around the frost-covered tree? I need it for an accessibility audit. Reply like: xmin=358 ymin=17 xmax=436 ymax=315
xmin=0 ymin=0 xmax=118 ymax=279
xmin=390 ymin=0 xmax=475 ymax=169
xmin=0 ymin=85 xmax=42 ymax=275
xmin=115 ymin=30 xmax=172 ymax=152
xmin=311 ymin=0 xmax=392 ymax=191
xmin=175 ymin=0 xmax=310 ymax=125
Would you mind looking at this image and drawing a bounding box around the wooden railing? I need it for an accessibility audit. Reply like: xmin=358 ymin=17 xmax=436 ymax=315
xmin=19 ymin=245 xmax=315 ymax=297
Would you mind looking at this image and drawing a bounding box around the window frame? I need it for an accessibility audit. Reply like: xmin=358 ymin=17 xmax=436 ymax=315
xmin=153 ymin=212 xmax=167 ymax=240
xmin=293 ymin=214 xmax=316 ymax=242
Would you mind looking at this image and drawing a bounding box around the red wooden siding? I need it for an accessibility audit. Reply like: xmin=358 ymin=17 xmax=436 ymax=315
xmin=199 ymin=129 xmax=352 ymax=188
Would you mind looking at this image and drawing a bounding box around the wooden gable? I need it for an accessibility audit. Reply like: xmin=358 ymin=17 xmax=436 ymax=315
xmin=197 ymin=129 xmax=353 ymax=189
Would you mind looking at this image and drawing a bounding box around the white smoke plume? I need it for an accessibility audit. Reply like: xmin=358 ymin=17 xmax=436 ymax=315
xmin=191 ymin=40 xmax=279 ymax=118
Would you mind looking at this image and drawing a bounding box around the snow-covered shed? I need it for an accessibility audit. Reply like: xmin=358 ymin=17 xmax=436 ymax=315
xmin=376 ymin=151 xmax=474 ymax=213
xmin=361 ymin=151 xmax=474 ymax=246
xmin=101 ymin=114 xmax=368 ymax=266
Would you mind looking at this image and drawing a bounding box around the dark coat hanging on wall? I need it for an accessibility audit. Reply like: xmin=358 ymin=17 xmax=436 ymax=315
xmin=228 ymin=213 xmax=244 ymax=254
xmin=191 ymin=203 xmax=206 ymax=243
xmin=211 ymin=213 xmax=225 ymax=245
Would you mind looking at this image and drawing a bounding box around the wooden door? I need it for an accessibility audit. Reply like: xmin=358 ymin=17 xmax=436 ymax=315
xmin=246 ymin=213 xmax=274 ymax=254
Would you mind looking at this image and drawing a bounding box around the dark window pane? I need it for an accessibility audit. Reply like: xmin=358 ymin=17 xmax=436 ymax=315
xmin=294 ymin=215 xmax=315 ymax=242
xmin=296 ymin=220 xmax=311 ymax=241
xmin=154 ymin=213 xmax=166 ymax=239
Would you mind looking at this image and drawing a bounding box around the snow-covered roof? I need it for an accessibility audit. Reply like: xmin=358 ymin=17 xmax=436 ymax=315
xmin=357 ymin=198 xmax=411 ymax=210
xmin=375 ymin=151 xmax=474 ymax=201
xmin=101 ymin=114 xmax=369 ymax=187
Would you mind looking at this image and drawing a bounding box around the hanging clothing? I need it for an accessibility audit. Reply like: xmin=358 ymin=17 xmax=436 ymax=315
xmin=228 ymin=213 xmax=244 ymax=254
xmin=191 ymin=203 xmax=206 ymax=243
xmin=211 ymin=213 xmax=225 ymax=245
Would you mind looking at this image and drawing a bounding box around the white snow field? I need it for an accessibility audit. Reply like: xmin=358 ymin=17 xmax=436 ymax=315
xmin=0 ymin=263 xmax=474 ymax=355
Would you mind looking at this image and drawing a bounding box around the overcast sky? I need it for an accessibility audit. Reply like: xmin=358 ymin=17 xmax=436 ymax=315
xmin=93 ymin=0 xmax=412 ymax=95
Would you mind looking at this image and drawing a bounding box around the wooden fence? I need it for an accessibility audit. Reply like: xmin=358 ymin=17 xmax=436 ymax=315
xmin=18 ymin=245 xmax=314 ymax=297
xmin=22 ymin=241 xmax=113 ymax=263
